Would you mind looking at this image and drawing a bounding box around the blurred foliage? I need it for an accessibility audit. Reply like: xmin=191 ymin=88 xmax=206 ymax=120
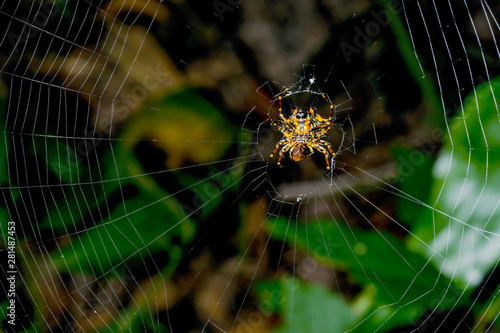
xmin=1 ymin=0 xmax=500 ymax=332
xmin=393 ymin=146 xmax=435 ymax=226
xmin=0 ymin=83 xmax=10 ymax=237
xmin=125 ymin=90 xmax=235 ymax=169
xmin=0 ymin=86 xmax=241 ymax=331
xmin=264 ymin=216 xmax=464 ymax=332
xmin=255 ymin=278 xmax=355 ymax=332
xmin=411 ymin=77 xmax=500 ymax=288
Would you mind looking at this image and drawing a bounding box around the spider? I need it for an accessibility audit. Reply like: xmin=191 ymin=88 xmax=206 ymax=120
xmin=267 ymin=88 xmax=336 ymax=170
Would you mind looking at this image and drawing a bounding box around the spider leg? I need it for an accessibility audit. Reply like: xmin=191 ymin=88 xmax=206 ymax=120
xmin=278 ymin=87 xmax=290 ymax=119
xmin=320 ymin=93 xmax=334 ymax=122
xmin=267 ymin=139 xmax=286 ymax=164
xmin=308 ymin=141 xmax=334 ymax=171
xmin=320 ymin=140 xmax=335 ymax=156
xmin=315 ymin=144 xmax=332 ymax=171
xmin=277 ymin=142 xmax=294 ymax=168
xmin=310 ymin=93 xmax=335 ymax=133
xmin=272 ymin=119 xmax=294 ymax=135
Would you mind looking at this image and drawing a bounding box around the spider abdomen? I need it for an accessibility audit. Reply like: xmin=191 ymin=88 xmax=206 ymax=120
xmin=291 ymin=144 xmax=305 ymax=161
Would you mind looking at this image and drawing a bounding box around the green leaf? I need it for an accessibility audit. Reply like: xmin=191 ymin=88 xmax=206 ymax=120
xmin=393 ymin=145 xmax=434 ymax=225
xmin=255 ymin=278 xmax=355 ymax=332
xmin=411 ymin=77 xmax=500 ymax=288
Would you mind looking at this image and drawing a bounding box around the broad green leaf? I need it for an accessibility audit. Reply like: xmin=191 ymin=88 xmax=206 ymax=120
xmin=393 ymin=145 xmax=434 ymax=226
xmin=411 ymin=77 xmax=500 ymax=288
xmin=255 ymin=278 xmax=355 ymax=333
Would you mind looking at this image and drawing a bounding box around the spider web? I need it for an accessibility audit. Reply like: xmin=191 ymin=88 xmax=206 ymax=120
xmin=1 ymin=0 xmax=500 ymax=333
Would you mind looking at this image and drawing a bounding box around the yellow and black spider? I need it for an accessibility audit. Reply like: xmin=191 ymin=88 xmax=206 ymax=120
xmin=267 ymin=88 xmax=336 ymax=170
